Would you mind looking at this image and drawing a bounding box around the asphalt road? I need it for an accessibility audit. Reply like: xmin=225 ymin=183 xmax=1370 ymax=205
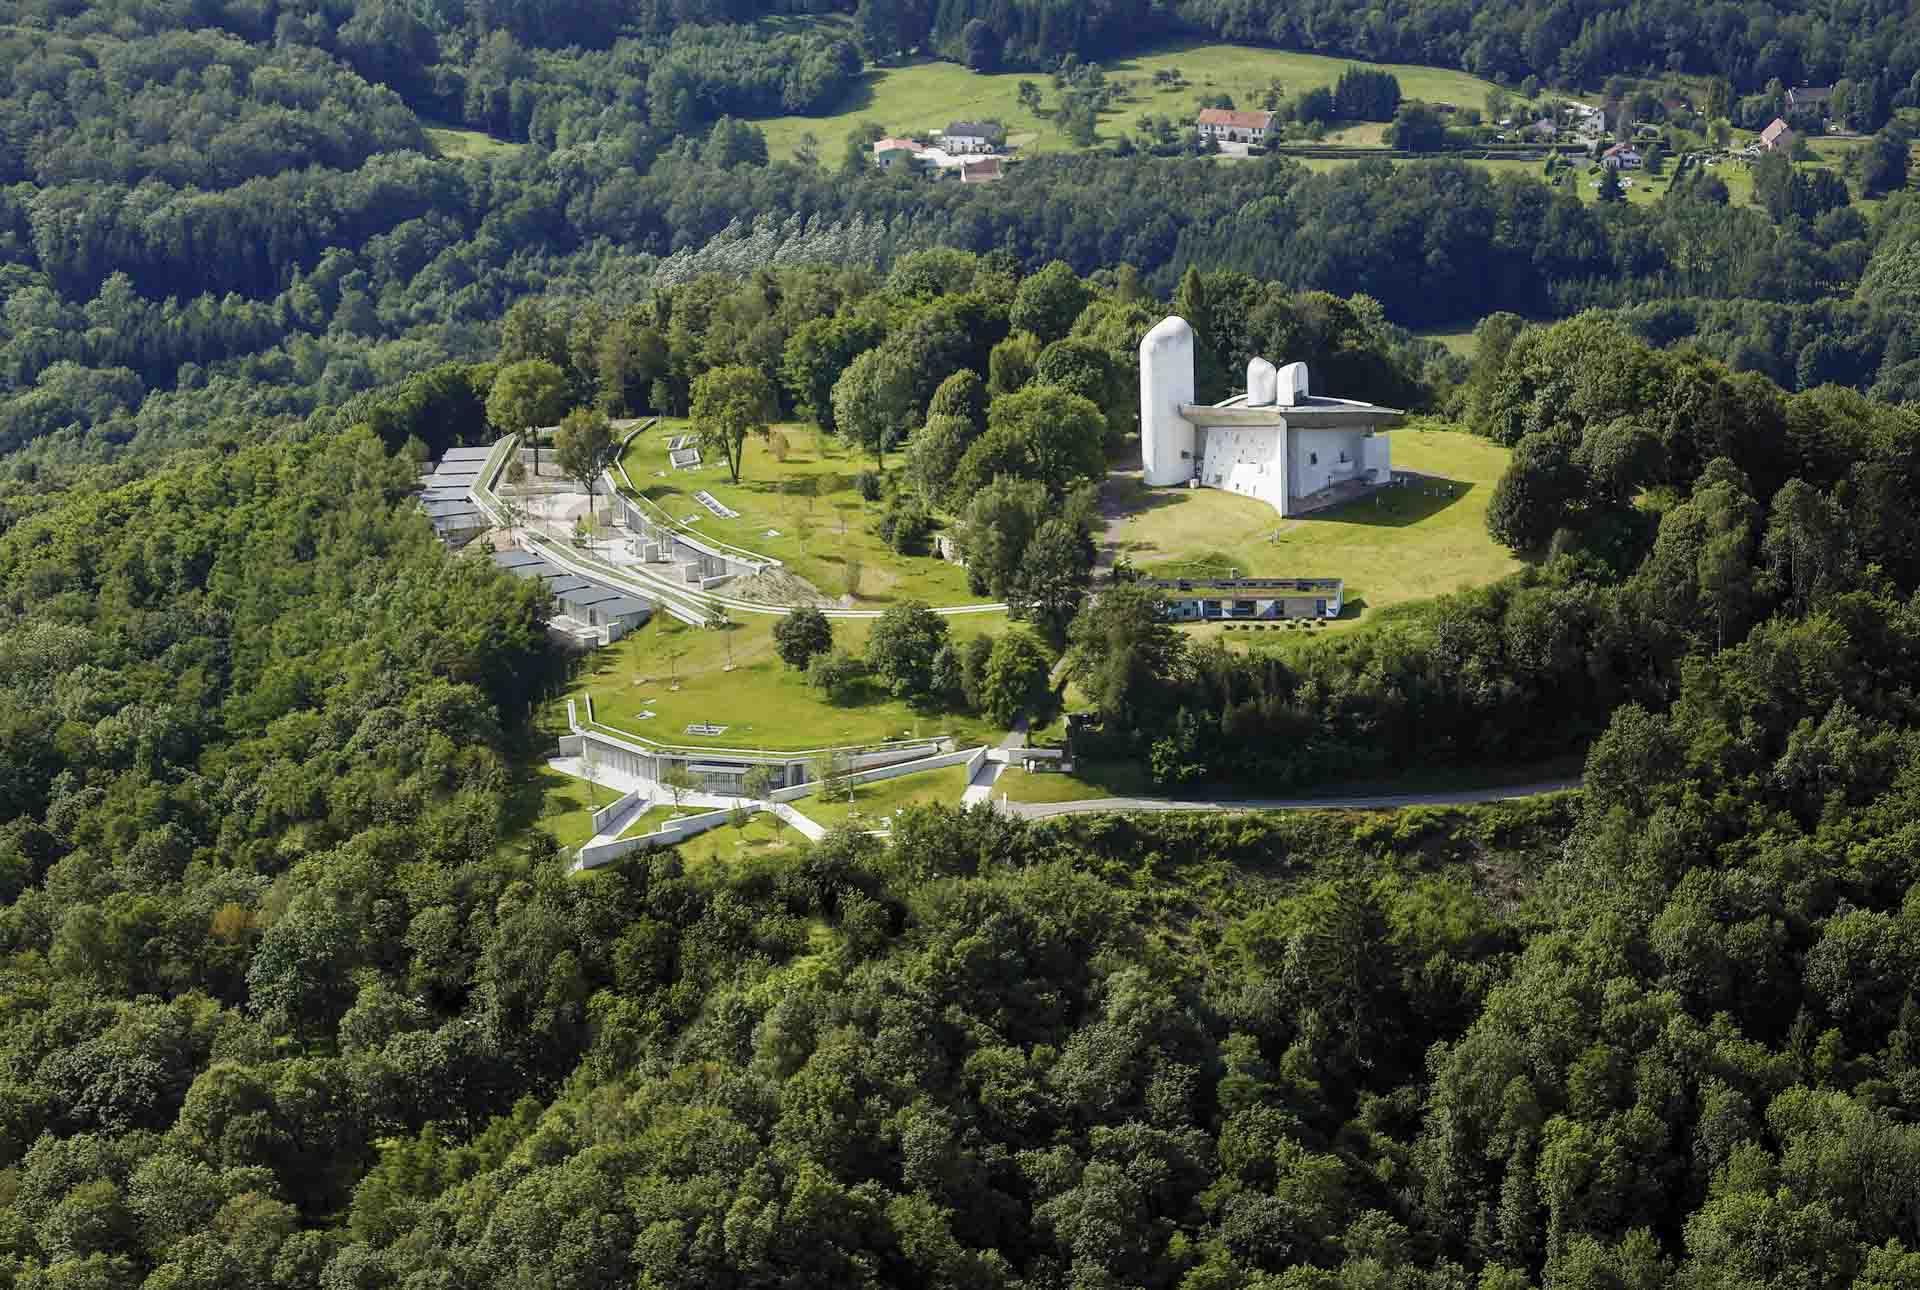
xmin=1000 ymin=778 xmax=1583 ymax=819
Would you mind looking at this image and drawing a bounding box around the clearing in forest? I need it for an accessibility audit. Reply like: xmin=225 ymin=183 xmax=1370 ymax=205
xmin=1103 ymin=423 xmax=1519 ymax=623
xmin=752 ymin=37 xmax=1511 ymax=159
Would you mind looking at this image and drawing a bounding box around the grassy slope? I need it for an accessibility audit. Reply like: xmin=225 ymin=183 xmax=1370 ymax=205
xmin=572 ymin=609 xmax=1008 ymax=751
xmin=621 ymin=423 xmax=981 ymax=607
xmin=754 ymin=39 xmax=1511 ymax=159
xmin=798 ymin=762 xmax=974 ymax=828
xmin=1105 ymin=424 xmax=1520 ymax=623
xmin=422 ymin=124 xmax=524 ymax=162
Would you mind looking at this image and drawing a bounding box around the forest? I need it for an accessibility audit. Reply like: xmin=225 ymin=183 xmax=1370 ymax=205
xmin=9 ymin=0 xmax=1920 ymax=1284
xmin=4 ymin=0 xmax=1920 ymax=484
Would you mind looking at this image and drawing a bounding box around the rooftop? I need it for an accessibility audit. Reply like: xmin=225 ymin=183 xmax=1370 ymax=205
xmin=1197 ymin=108 xmax=1274 ymax=129
xmin=872 ymin=137 xmax=923 ymax=152
xmin=945 ymin=121 xmax=1001 ymax=136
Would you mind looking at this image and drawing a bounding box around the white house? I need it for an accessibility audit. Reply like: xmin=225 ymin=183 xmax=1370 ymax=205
xmin=942 ymin=121 xmax=1002 ymax=153
xmin=1196 ymin=108 xmax=1274 ymax=144
xmin=1139 ymin=317 xmax=1401 ymax=519
xmin=1601 ymin=141 xmax=1642 ymax=169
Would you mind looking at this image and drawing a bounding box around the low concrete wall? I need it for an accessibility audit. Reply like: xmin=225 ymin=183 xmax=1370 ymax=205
xmin=557 ymin=733 xmax=584 ymax=757
xmin=576 ymin=805 xmax=738 ymax=869
xmin=589 ymin=786 xmax=645 ymax=835
xmin=577 ymin=744 xmax=988 ymax=867
xmin=961 ymin=744 xmax=990 ymax=784
xmin=773 ymin=744 xmax=982 ymax=805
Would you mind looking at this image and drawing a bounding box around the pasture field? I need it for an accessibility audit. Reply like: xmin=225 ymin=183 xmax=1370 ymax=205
xmin=752 ymin=38 xmax=1512 ymax=159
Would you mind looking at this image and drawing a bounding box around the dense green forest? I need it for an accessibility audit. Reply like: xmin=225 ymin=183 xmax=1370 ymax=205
xmin=5 ymin=0 xmax=1920 ymax=479
xmin=10 ymin=1 xmax=1920 ymax=1285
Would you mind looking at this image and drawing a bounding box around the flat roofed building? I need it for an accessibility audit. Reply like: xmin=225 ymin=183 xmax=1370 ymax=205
xmin=1148 ymin=577 xmax=1346 ymax=621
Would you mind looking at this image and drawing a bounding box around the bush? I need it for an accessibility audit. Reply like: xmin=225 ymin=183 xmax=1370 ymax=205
xmin=806 ymin=648 xmax=867 ymax=704
xmin=856 ymin=469 xmax=883 ymax=502
xmin=876 ymin=497 xmax=933 ymax=556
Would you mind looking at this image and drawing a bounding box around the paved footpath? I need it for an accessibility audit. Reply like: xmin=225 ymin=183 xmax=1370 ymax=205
xmin=999 ymin=778 xmax=1583 ymax=820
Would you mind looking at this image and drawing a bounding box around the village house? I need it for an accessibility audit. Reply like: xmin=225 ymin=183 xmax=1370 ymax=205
xmin=1601 ymin=141 xmax=1643 ymax=169
xmin=942 ymin=121 xmax=1003 ymax=153
xmin=958 ymin=157 xmax=1003 ymax=183
xmin=1196 ymin=107 xmax=1274 ymax=144
xmin=871 ymin=137 xmax=924 ymax=169
xmin=1760 ymin=118 xmax=1796 ymax=152
xmin=1786 ymin=85 xmax=1834 ymax=116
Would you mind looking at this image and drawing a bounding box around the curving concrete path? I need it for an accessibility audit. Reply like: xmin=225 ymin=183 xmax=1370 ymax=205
xmin=996 ymin=778 xmax=1583 ymax=820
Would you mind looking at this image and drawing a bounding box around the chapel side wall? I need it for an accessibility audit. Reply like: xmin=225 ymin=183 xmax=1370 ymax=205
xmin=1289 ymin=427 xmax=1371 ymax=501
xmin=1140 ymin=318 xmax=1196 ymax=486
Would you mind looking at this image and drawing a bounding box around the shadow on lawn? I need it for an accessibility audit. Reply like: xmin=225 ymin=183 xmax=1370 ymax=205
xmin=1308 ymin=476 xmax=1475 ymax=528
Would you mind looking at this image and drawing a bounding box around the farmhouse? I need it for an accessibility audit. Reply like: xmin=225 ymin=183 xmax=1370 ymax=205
xmin=1139 ymin=316 xmax=1401 ymax=519
xmin=1601 ymin=141 xmax=1642 ymax=169
xmin=1786 ymin=85 xmax=1833 ymax=115
xmin=1761 ymin=118 xmax=1796 ymax=152
xmin=958 ymin=157 xmax=1003 ymax=183
xmin=871 ymin=137 xmax=924 ymax=168
xmin=942 ymin=121 xmax=1002 ymax=153
xmin=1196 ymin=107 xmax=1273 ymax=144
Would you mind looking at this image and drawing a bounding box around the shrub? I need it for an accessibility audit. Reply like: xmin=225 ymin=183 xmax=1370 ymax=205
xmin=876 ymin=498 xmax=933 ymax=556
xmin=807 ymin=648 xmax=867 ymax=705
xmin=856 ymin=469 xmax=884 ymax=502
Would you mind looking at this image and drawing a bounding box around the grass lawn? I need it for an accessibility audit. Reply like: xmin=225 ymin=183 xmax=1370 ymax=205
xmin=1104 ymin=423 xmax=1520 ymax=623
xmin=674 ymin=812 xmax=799 ymax=865
xmin=617 ymin=804 xmax=706 ymax=839
xmin=421 ymin=123 xmax=524 ymax=162
xmin=753 ymin=37 xmax=1512 ymax=160
xmin=574 ymin=609 xmax=1008 ymax=751
xmin=799 ymin=762 xmax=974 ymax=829
xmin=1414 ymin=326 xmax=1478 ymax=359
xmin=620 ymin=422 xmax=983 ymax=608
xmin=995 ymin=760 xmax=1154 ymax=804
xmin=513 ymin=764 xmax=604 ymax=853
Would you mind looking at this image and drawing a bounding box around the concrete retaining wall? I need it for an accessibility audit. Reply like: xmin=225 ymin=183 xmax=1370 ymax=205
xmin=771 ymin=744 xmax=981 ymax=804
xmin=576 ymin=806 xmax=738 ymax=869
xmin=589 ymin=786 xmax=645 ymax=835
xmin=574 ymin=743 xmax=988 ymax=868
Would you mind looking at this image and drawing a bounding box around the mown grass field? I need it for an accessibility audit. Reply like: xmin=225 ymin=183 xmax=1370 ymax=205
xmin=621 ymin=422 xmax=982 ymax=608
xmin=799 ymin=762 xmax=974 ymax=828
xmin=753 ymin=38 xmax=1512 ymax=159
xmin=994 ymin=761 xmax=1154 ymax=805
xmin=1105 ymin=423 xmax=1519 ymax=623
xmin=573 ymin=608 xmax=1008 ymax=752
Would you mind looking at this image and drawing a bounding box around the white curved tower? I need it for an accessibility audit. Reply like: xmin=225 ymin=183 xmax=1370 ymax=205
xmin=1247 ymin=356 xmax=1278 ymax=406
xmin=1276 ymin=360 xmax=1310 ymax=406
xmin=1140 ymin=315 xmax=1196 ymax=486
